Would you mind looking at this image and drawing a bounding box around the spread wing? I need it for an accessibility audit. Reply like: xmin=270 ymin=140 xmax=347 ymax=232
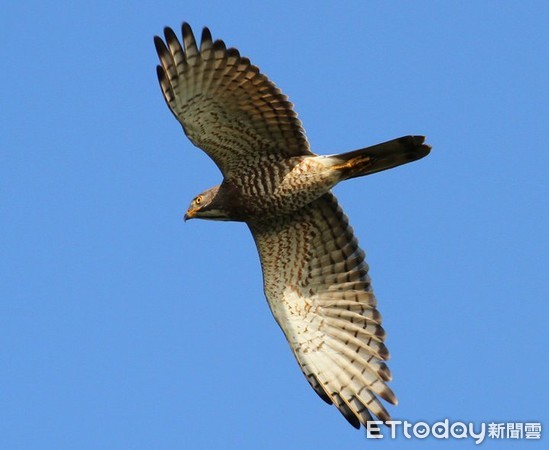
xmin=249 ymin=193 xmax=396 ymax=429
xmin=154 ymin=23 xmax=312 ymax=178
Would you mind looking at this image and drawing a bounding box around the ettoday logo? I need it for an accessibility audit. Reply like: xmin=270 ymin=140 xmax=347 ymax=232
xmin=365 ymin=419 xmax=542 ymax=444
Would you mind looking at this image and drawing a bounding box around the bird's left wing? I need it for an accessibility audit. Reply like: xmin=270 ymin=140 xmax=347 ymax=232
xmin=154 ymin=24 xmax=312 ymax=178
xmin=248 ymin=193 xmax=396 ymax=429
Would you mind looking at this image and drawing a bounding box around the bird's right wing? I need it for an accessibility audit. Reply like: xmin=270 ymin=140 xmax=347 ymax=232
xmin=248 ymin=193 xmax=396 ymax=429
xmin=154 ymin=23 xmax=312 ymax=178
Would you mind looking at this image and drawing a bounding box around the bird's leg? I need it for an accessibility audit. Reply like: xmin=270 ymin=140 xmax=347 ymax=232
xmin=331 ymin=155 xmax=375 ymax=178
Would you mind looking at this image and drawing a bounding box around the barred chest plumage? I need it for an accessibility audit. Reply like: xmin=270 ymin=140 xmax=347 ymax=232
xmin=220 ymin=155 xmax=343 ymax=221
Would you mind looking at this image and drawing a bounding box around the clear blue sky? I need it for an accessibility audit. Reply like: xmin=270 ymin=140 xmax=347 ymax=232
xmin=1 ymin=1 xmax=547 ymax=449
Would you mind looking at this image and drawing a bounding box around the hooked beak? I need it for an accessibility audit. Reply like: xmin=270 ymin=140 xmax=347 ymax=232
xmin=184 ymin=208 xmax=197 ymax=221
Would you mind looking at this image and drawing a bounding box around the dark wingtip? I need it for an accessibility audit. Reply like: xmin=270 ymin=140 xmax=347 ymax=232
xmin=154 ymin=35 xmax=171 ymax=62
xmin=155 ymin=65 xmax=165 ymax=80
xmin=201 ymin=26 xmax=212 ymax=44
xmin=182 ymin=22 xmax=193 ymax=37
xmin=212 ymin=39 xmax=227 ymax=51
xmin=153 ymin=35 xmax=165 ymax=52
xmin=375 ymin=324 xmax=386 ymax=339
xmin=378 ymin=343 xmax=390 ymax=361
xmin=163 ymin=26 xmax=178 ymax=43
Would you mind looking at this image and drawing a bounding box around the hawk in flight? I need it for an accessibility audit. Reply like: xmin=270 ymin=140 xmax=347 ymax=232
xmin=154 ymin=23 xmax=430 ymax=430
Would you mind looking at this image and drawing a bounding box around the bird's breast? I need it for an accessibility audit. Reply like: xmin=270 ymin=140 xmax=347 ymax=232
xmin=224 ymin=156 xmax=341 ymax=221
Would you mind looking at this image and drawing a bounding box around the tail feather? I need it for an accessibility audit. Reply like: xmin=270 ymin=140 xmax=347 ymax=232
xmin=334 ymin=135 xmax=431 ymax=180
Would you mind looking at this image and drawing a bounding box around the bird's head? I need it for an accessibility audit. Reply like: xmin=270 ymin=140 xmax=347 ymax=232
xmin=184 ymin=185 xmax=232 ymax=221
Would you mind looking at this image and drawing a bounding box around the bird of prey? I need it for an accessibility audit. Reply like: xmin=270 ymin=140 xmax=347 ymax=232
xmin=154 ymin=22 xmax=430 ymax=430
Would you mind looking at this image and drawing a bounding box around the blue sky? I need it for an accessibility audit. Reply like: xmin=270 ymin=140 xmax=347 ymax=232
xmin=1 ymin=1 xmax=548 ymax=449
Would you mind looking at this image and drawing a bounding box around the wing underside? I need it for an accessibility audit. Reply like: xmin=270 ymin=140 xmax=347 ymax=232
xmin=249 ymin=193 xmax=396 ymax=429
xmin=154 ymin=23 xmax=312 ymax=177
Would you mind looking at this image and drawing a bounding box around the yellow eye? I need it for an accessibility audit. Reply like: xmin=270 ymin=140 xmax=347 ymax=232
xmin=195 ymin=196 xmax=203 ymax=205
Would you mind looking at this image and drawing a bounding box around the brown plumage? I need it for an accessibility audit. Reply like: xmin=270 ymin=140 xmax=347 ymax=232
xmin=154 ymin=22 xmax=430 ymax=429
